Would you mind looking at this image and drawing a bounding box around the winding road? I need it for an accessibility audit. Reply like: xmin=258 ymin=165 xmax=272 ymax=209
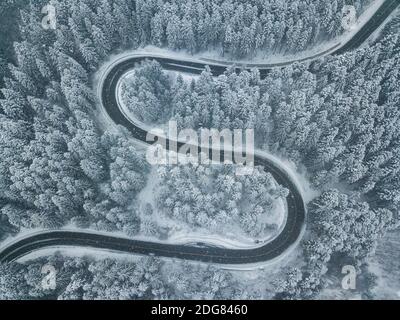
xmin=0 ymin=0 xmax=399 ymax=265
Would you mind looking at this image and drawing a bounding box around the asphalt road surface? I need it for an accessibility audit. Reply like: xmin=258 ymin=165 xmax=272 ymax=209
xmin=0 ymin=0 xmax=398 ymax=264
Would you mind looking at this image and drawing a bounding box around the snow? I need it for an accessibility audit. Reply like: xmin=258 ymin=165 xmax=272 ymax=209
xmin=337 ymin=0 xmax=386 ymax=41
xmin=317 ymin=229 xmax=400 ymax=300
xmin=253 ymin=148 xmax=318 ymax=204
xmin=116 ymin=69 xmax=198 ymax=133
xmin=2 ymin=222 xmax=303 ymax=271
xmin=0 ymin=227 xmax=48 ymax=249
xmin=24 ymin=0 xmax=386 ymax=268
xmin=91 ymin=47 xmax=314 ymax=256
xmin=17 ymin=246 xmax=145 ymax=264
xmin=93 ymin=0 xmax=389 ymax=136
xmin=135 ymin=165 xmax=288 ymax=250
xmin=367 ymin=230 xmax=400 ymax=299
xmin=165 ymin=70 xmax=199 ymax=83
xmin=98 ymin=0 xmax=386 ymax=71
xmin=94 ymin=0 xmax=388 ymax=141
xmin=116 ymin=70 xmax=161 ymax=131
xmin=0 ymin=47 xmax=314 ymax=269
xmin=363 ymin=4 xmax=400 ymax=46
xmin=193 ymin=0 xmax=387 ymax=65
xmin=117 ymin=90 xmax=315 ymax=207
xmin=17 ymin=241 xmax=301 ymax=273
xmin=0 ymin=167 xmax=288 ymax=270
xmin=96 ymin=48 xmax=312 ymax=242
xmin=93 ymin=0 xmax=386 ymax=93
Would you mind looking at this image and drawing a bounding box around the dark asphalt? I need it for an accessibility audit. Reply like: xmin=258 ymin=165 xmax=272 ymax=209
xmin=0 ymin=0 xmax=398 ymax=264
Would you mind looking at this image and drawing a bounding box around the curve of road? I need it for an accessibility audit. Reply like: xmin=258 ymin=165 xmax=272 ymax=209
xmin=1 ymin=0 xmax=399 ymax=265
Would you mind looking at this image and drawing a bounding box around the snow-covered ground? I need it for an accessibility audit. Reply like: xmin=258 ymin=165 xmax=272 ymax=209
xmin=135 ymin=166 xmax=288 ymax=250
xmin=16 ymin=246 xmax=145 ymax=265
xmin=94 ymin=0 xmax=390 ymax=143
xmin=105 ymin=0 xmax=387 ymax=71
xmin=112 ymin=58 xmax=315 ymax=200
xmin=91 ymin=49 xmax=313 ymax=253
xmin=0 ymin=46 xmax=317 ymax=268
xmin=363 ymin=3 xmax=400 ymax=46
xmin=116 ymin=69 xmax=199 ymax=132
xmin=2 ymin=223 xmax=302 ymax=271
xmin=178 ymin=0 xmax=390 ymax=64
xmin=196 ymin=0 xmax=386 ymax=65
xmin=316 ymin=229 xmax=400 ymax=300
xmin=16 ymin=239 xmax=303 ymax=273
xmin=368 ymin=230 xmax=400 ymax=299
xmin=92 ymin=0 xmax=390 ymax=137
xmin=165 ymin=70 xmax=199 ymax=83
xmin=27 ymin=0 xmax=387 ymax=265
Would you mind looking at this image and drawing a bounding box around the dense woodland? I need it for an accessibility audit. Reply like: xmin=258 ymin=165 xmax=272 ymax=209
xmin=0 ymin=0 xmax=399 ymax=299
xmin=154 ymin=164 xmax=288 ymax=238
xmin=114 ymin=19 xmax=400 ymax=300
xmin=0 ymin=0 xmax=155 ymax=239
xmin=0 ymin=254 xmax=248 ymax=299
xmin=120 ymin=61 xmax=171 ymax=123
xmin=138 ymin=0 xmax=371 ymax=57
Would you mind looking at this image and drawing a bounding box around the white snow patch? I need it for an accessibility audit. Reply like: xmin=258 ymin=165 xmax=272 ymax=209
xmin=165 ymin=70 xmax=199 ymax=83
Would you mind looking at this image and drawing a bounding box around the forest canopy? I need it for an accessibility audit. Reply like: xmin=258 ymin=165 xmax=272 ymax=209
xmin=0 ymin=0 xmax=398 ymax=300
